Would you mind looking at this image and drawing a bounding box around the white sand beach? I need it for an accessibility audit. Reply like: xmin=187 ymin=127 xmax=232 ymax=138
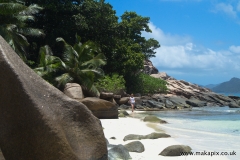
xmin=100 ymin=111 xmax=230 ymax=160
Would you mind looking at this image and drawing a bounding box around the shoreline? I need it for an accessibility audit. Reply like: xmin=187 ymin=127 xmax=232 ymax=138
xmin=101 ymin=111 xmax=230 ymax=160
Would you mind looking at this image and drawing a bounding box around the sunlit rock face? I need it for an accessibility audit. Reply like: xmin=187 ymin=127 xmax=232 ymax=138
xmin=0 ymin=36 xmax=107 ymax=160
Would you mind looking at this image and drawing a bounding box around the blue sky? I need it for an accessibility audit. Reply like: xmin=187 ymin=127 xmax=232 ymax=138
xmin=105 ymin=0 xmax=240 ymax=85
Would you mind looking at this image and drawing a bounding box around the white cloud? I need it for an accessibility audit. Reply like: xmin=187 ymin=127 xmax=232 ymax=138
xmin=142 ymin=22 xmax=191 ymax=46
xmin=185 ymin=43 xmax=193 ymax=51
xmin=229 ymin=45 xmax=240 ymax=53
xmin=214 ymin=3 xmax=237 ymax=18
xmin=145 ymin=22 xmax=240 ymax=76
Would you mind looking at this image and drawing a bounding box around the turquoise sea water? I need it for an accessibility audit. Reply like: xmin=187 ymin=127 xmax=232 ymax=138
xmin=137 ymin=106 xmax=240 ymax=160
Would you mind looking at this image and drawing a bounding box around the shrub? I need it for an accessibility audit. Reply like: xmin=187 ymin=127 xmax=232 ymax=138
xmin=126 ymin=73 xmax=167 ymax=95
xmin=95 ymin=73 xmax=126 ymax=94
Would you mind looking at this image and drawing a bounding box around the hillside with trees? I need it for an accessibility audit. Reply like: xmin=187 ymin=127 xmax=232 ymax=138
xmin=0 ymin=0 xmax=167 ymax=95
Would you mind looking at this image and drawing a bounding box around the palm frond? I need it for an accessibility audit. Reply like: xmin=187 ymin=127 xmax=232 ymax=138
xmin=56 ymin=37 xmax=79 ymax=67
xmin=39 ymin=45 xmax=53 ymax=56
xmin=0 ymin=3 xmax=26 ymax=15
xmin=55 ymin=73 xmax=73 ymax=88
xmin=75 ymin=34 xmax=81 ymax=44
xmin=15 ymin=15 xmax=35 ymax=22
xmin=37 ymin=45 xmax=65 ymax=73
xmin=19 ymin=4 xmax=43 ymax=15
xmin=89 ymin=85 xmax=100 ymax=97
xmin=18 ymin=27 xmax=45 ymax=37
xmin=34 ymin=67 xmax=48 ymax=77
xmin=81 ymin=53 xmax=106 ymax=67
xmin=81 ymin=68 xmax=105 ymax=77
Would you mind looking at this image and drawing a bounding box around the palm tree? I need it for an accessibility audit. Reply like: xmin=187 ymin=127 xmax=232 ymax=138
xmin=34 ymin=45 xmax=64 ymax=85
xmin=35 ymin=35 xmax=106 ymax=96
xmin=0 ymin=0 xmax=44 ymax=62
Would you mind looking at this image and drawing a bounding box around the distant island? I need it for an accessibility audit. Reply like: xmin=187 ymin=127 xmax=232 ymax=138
xmin=205 ymin=77 xmax=240 ymax=93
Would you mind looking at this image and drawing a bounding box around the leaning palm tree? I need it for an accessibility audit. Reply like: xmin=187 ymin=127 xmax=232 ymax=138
xmin=35 ymin=35 xmax=106 ymax=96
xmin=0 ymin=0 xmax=44 ymax=62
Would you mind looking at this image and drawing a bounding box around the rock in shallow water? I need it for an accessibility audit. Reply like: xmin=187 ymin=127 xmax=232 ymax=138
xmin=143 ymin=115 xmax=167 ymax=123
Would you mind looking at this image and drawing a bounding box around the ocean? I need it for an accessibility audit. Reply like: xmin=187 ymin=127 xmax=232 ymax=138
xmin=137 ymin=106 xmax=240 ymax=160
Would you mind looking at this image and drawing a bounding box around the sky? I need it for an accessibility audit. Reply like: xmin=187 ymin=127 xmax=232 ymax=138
xmin=105 ymin=0 xmax=240 ymax=85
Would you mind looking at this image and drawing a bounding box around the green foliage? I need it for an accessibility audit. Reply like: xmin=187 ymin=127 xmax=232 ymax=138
xmin=0 ymin=0 xmax=44 ymax=62
xmin=34 ymin=45 xmax=64 ymax=85
xmin=126 ymin=73 xmax=168 ymax=95
xmin=95 ymin=74 xmax=126 ymax=94
xmin=20 ymin=0 xmax=162 ymax=96
xmin=34 ymin=35 xmax=106 ymax=96
xmin=105 ymin=11 xmax=160 ymax=76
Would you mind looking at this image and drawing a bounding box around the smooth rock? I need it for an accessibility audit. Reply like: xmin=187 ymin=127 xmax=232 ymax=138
xmin=63 ymin=83 xmax=84 ymax=100
xmin=79 ymin=97 xmax=118 ymax=119
xmin=123 ymin=132 xmax=170 ymax=141
xmin=108 ymin=145 xmax=131 ymax=160
xmin=124 ymin=141 xmax=145 ymax=153
xmin=0 ymin=36 xmax=107 ymax=160
xmin=159 ymin=145 xmax=192 ymax=156
xmin=143 ymin=115 xmax=167 ymax=124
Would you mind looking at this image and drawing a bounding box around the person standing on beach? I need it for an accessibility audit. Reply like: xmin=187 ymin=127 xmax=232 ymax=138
xmin=129 ymin=94 xmax=135 ymax=112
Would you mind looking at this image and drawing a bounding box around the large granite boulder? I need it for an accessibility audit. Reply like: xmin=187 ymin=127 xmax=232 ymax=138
xmin=63 ymin=83 xmax=84 ymax=100
xmin=0 ymin=149 xmax=5 ymax=160
xmin=0 ymin=36 xmax=107 ymax=160
xmin=79 ymin=97 xmax=118 ymax=119
xmin=118 ymin=97 xmax=129 ymax=105
xmin=99 ymin=92 xmax=118 ymax=105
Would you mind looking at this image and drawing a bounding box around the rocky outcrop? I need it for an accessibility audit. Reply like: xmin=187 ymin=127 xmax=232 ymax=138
xmin=0 ymin=36 xmax=107 ymax=160
xmin=151 ymin=72 xmax=175 ymax=80
xmin=159 ymin=145 xmax=192 ymax=156
xmin=79 ymin=97 xmax=118 ymax=119
xmin=107 ymin=71 xmax=240 ymax=110
xmin=150 ymin=72 xmax=240 ymax=108
xmin=143 ymin=59 xmax=159 ymax=74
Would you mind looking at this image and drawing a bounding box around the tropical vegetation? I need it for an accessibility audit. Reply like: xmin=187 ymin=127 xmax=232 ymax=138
xmin=95 ymin=74 xmax=126 ymax=94
xmin=0 ymin=0 xmax=44 ymax=62
xmin=0 ymin=0 xmax=167 ymax=95
xmin=34 ymin=35 xmax=106 ymax=96
xmin=126 ymin=73 xmax=168 ymax=95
